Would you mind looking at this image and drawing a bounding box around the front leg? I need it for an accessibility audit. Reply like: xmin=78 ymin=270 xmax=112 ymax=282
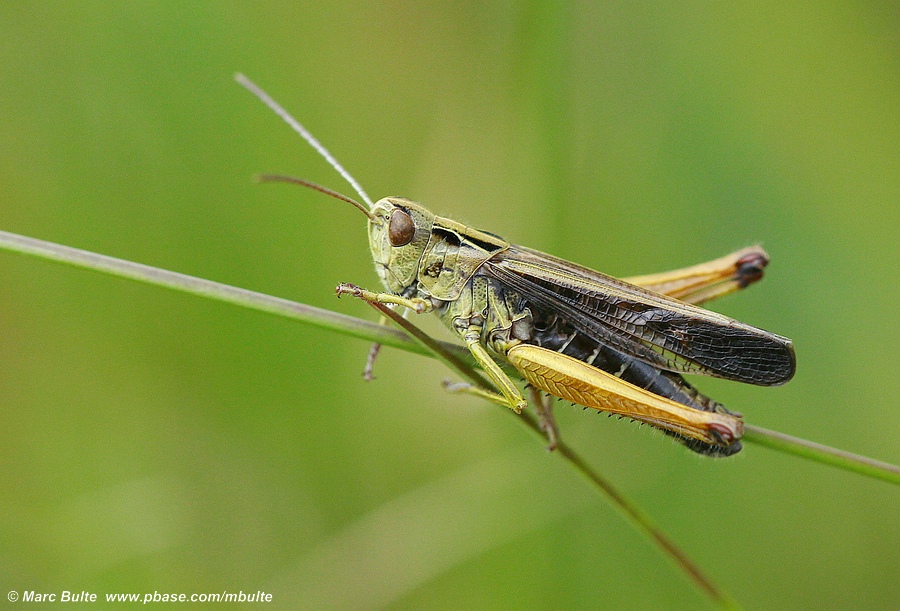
xmin=338 ymin=283 xmax=528 ymax=414
xmin=336 ymin=282 xmax=432 ymax=313
xmin=337 ymin=283 xmax=431 ymax=380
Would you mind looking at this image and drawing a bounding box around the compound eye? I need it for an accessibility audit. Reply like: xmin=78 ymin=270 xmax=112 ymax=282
xmin=388 ymin=209 xmax=415 ymax=247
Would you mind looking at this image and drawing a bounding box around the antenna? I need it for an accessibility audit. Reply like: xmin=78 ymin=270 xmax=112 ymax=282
xmin=235 ymin=73 xmax=374 ymax=209
xmin=255 ymin=174 xmax=373 ymax=220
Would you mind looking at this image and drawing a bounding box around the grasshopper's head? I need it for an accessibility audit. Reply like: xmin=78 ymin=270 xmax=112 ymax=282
xmin=368 ymin=197 xmax=435 ymax=294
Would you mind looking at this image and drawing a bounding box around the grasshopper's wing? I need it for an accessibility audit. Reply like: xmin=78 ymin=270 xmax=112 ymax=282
xmin=483 ymin=245 xmax=796 ymax=386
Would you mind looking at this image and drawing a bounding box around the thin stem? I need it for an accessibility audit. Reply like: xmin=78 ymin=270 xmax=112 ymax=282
xmin=744 ymin=425 xmax=900 ymax=485
xmin=549 ymin=431 xmax=740 ymax=610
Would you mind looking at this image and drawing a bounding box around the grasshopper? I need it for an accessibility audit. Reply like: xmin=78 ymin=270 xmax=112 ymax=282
xmin=237 ymin=75 xmax=795 ymax=457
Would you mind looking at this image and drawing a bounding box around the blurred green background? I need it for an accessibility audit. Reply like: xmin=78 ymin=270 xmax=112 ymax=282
xmin=0 ymin=2 xmax=897 ymax=609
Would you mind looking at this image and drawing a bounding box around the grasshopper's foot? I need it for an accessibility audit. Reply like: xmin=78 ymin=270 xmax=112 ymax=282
xmin=336 ymin=282 xmax=366 ymax=299
xmin=442 ymin=380 xmax=527 ymax=414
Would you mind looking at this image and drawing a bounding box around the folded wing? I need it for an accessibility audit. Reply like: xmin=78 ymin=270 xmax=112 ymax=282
xmin=484 ymin=245 xmax=795 ymax=386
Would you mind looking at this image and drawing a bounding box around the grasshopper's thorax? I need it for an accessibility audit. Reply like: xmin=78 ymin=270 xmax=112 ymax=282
xmin=417 ymin=216 xmax=509 ymax=301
